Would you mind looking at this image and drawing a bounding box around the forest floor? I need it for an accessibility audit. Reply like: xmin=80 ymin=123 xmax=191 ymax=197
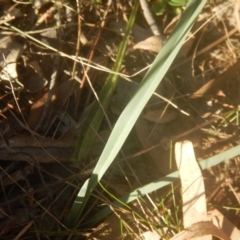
xmin=1 ymin=0 xmax=240 ymax=239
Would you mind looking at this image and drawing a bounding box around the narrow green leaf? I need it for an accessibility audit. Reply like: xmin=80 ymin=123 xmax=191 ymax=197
xmin=91 ymin=143 xmax=240 ymax=224
xmin=67 ymin=0 xmax=206 ymax=227
xmin=73 ymin=0 xmax=139 ymax=162
xmin=65 ymin=0 xmax=139 ymax=226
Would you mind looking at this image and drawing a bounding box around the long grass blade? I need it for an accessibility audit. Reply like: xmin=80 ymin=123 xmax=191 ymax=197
xmin=92 ymin=143 xmax=240 ymax=224
xmin=65 ymin=0 xmax=139 ymax=226
xmin=66 ymin=0 xmax=206 ymax=227
xmin=74 ymin=0 xmax=139 ymax=161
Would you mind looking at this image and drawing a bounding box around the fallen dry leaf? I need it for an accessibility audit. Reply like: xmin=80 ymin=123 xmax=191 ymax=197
xmin=133 ymin=34 xmax=194 ymax=57
xmin=209 ymin=209 xmax=240 ymax=240
xmin=133 ymin=35 xmax=164 ymax=53
xmin=175 ymin=141 xmax=210 ymax=240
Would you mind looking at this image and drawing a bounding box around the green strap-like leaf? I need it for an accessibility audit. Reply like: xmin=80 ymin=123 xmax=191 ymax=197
xmin=65 ymin=0 xmax=139 ymax=226
xmin=66 ymin=0 xmax=207 ymax=227
xmin=73 ymin=0 xmax=139 ymax=163
xmin=92 ymin=143 xmax=240 ymax=224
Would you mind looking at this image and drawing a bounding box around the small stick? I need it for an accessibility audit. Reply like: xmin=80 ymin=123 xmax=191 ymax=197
xmin=139 ymin=0 xmax=160 ymax=36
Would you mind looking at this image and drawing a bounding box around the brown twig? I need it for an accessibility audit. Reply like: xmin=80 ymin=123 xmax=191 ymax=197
xmin=71 ymin=0 xmax=82 ymax=85
xmin=139 ymin=0 xmax=160 ymax=36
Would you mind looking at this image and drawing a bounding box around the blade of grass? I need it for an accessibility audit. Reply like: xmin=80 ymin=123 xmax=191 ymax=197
xmin=64 ymin=0 xmax=139 ymax=226
xmin=73 ymin=0 xmax=139 ymax=162
xmin=91 ymin=143 xmax=240 ymax=225
xmin=66 ymin=0 xmax=206 ymax=227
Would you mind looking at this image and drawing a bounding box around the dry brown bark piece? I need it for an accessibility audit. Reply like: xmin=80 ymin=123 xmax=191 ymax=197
xmin=0 ymin=135 xmax=75 ymax=163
